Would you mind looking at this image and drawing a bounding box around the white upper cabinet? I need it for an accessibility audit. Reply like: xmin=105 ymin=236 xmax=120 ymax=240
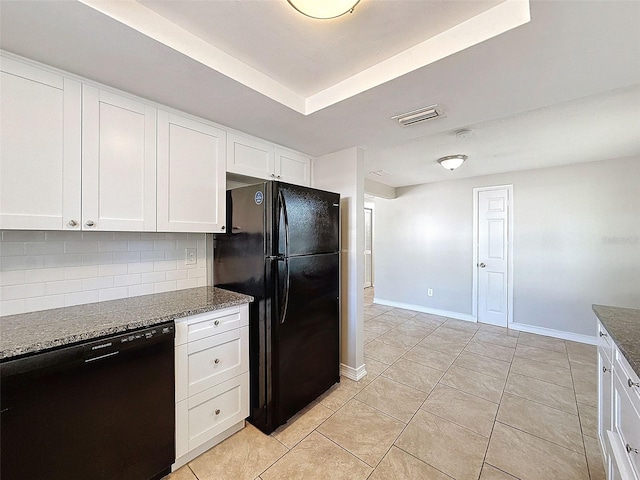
xmin=82 ymin=86 xmax=157 ymax=231
xmin=226 ymin=133 xmax=275 ymax=179
xmin=2 ymin=53 xmax=311 ymax=233
xmin=275 ymin=148 xmax=311 ymax=186
xmin=0 ymin=57 xmax=81 ymax=230
xmin=157 ymin=111 xmax=226 ymax=233
xmin=227 ymin=133 xmax=311 ymax=186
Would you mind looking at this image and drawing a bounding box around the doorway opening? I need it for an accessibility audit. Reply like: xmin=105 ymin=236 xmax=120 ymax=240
xmin=364 ymin=206 xmax=373 ymax=288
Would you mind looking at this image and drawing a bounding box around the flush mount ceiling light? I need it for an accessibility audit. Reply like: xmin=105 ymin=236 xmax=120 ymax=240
xmin=392 ymin=104 xmax=443 ymax=127
xmin=287 ymin=0 xmax=360 ymax=19
xmin=437 ymin=155 xmax=467 ymax=171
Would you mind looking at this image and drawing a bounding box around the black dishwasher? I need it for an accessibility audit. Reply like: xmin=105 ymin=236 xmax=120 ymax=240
xmin=0 ymin=322 xmax=175 ymax=480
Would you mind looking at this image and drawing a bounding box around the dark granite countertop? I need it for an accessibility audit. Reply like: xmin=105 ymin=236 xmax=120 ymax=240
xmin=0 ymin=287 xmax=252 ymax=360
xmin=593 ymin=304 xmax=640 ymax=378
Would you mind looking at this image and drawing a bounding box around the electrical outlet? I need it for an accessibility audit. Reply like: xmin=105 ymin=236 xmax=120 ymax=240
xmin=185 ymin=248 xmax=197 ymax=265
xmin=427 ymin=288 xmax=433 ymax=297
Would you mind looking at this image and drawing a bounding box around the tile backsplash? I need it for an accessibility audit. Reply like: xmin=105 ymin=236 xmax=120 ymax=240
xmin=0 ymin=230 xmax=208 ymax=316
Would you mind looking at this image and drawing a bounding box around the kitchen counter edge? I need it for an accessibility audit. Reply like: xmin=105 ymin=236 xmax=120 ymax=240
xmin=593 ymin=304 xmax=640 ymax=378
xmin=0 ymin=287 xmax=253 ymax=361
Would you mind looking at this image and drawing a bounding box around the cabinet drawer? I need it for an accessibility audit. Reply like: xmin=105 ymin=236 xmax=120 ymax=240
xmin=177 ymin=326 xmax=248 ymax=399
xmin=175 ymin=306 xmax=248 ymax=345
xmin=613 ymin=369 xmax=640 ymax=478
xmin=598 ymin=321 xmax=613 ymax=361
xmin=176 ymin=372 xmax=249 ymax=456
xmin=614 ymin=347 xmax=640 ymax=405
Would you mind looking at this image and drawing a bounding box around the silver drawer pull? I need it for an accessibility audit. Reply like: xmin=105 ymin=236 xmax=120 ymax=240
xmin=628 ymin=378 xmax=640 ymax=388
xmin=68 ymin=219 xmax=78 ymax=227
xmin=626 ymin=444 xmax=638 ymax=454
xmin=599 ymin=331 xmax=607 ymax=337
xmin=214 ymin=320 xmax=220 ymax=326
xmin=214 ymin=358 xmax=220 ymax=365
xmin=602 ymin=366 xmax=611 ymax=373
xmin=85 ymin=220 xmax=95 ymax=227
xmin=214 ymin=409 xmax=221 ymax=415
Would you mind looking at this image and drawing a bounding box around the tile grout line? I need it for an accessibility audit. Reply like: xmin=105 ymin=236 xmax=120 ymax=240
xmin=477 ymin=328 xmax=516 ymax=480
xmin=569 ymin=357 xmax=597 ymax=480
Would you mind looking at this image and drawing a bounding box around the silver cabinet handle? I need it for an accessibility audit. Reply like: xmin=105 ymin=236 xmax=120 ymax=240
xmin=214 ymin=320 xmax=220 ymax=326
xmin=277 ymin=175 xmax=281 ymax=179
xmin=478 ymin=263 xmax=486 ymax=268
xmin=221 ymin=225 xmax=225 ymax=230
xmin=214 ymin=409 xmax=221 ymax=415
xmin=85 ymin=220 xmax=95 ymax=227
xmin=602 ymin=366 xmax=611 ymax=373
xmin=628 ymin=378 xmax=640 ymax=388
xmin=271 ymin=173 xmax=276 ymax=178
xmin=214 ymin=358 xmax=220 ymax=364
xmin=599 ymin=331 xmax=608 ymax=337
xmin=626 ymin=444 xmax=638 ymax=454
xmin=68 ymin=219 xmax=78 ymax=227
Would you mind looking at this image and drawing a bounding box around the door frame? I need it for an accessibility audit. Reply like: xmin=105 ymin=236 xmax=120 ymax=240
xmin=364 ymin=206 xmax=373 ymax=288
xmin=472 ymin=184 xmax=514 ymax=326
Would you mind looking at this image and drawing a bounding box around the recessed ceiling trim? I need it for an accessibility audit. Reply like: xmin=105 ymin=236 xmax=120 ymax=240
xmin=79 ymin=0 xmax=529 ymax=116
xmin=306 ymin=0 xmax=530 ymax=114
xmin=78 ymin=0 xmax=306 ymax=113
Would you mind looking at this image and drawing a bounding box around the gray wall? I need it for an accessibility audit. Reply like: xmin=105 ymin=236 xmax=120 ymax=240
xmin=374 ymin=156 xmax=640 ymax=337
xmin=313 ymin=147 xmax=365 ymax=373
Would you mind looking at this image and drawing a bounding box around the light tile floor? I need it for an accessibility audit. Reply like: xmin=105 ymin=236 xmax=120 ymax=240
xmin=166 ymin=288 xmax=604 ymax=480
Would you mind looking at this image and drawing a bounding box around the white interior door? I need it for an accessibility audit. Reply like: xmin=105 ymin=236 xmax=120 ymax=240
xmin=476 ymin=187 xmax=511 ymax=327
xmin=364 ymin=207 xmax=373 ymax=288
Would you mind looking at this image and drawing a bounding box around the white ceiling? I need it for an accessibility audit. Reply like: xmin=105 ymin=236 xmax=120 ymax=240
xmin=1 ymin=0 xmax=639 ymax=188
xmin=137 ymin=0 xmax=508 ymax=97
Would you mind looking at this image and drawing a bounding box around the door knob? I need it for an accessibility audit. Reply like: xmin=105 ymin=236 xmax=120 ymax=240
xmin=478 ymin=263 xmax=486 ymax=268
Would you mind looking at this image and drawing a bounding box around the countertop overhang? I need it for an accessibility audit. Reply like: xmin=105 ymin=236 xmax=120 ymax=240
xmin=593 ymin=304 xmax=640 ymax=378
xmin=0 ymin=287 xmax=253 ymax=360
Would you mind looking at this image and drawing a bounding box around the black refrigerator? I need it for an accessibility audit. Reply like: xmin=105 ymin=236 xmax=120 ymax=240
xmin=213 ymin=181 xmax=340 ymax=434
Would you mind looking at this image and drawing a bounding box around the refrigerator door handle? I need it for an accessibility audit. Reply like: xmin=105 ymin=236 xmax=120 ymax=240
xmin=277 ymin=189 xmax=291 ymax=323
xmin=279 ymin=256 xmax=290 ymax=324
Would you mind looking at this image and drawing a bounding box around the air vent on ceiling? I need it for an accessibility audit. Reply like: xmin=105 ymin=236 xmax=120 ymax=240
xmin=392 ymin=104 xmax=443 ymax=127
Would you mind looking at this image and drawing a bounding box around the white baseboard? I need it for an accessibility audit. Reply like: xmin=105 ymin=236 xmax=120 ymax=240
xmin=340 ymin=363 xmax=367 ymax=381
xmin=372 ymin=298 xmax=597 ymax=345
xmin=373 ymin=298 xmax=476 ymax=323
xmin=509 ymin=322 xmax=597 ymax=345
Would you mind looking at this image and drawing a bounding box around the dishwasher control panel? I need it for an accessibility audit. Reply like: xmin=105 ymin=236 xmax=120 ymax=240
xmin=84 ymin=323 xmax=174 ymax=360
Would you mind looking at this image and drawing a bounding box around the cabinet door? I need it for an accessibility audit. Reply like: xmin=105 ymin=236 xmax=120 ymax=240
xmin=226 ymin=133 xmax=274 ymax=179
xmin=82 ymin=86 xmax=156 ymax=231
xmin=275 ymin=148 xmax=311 ymax=186
xmin=598 ymin=346 xmax=613 ymax=456
xmin=157 ymin=112 xmax=226 ymax=232
xmin=0 ymin=56 xmax=81 ymax=230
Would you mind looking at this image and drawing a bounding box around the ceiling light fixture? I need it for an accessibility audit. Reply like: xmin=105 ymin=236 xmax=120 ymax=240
xmin=437 ymin=155 xmax=467 ymax=171
xmin=287 ymin=0 xmax=360 ymax=19
xmin=392 ymin=104 xmax=443 ymax=127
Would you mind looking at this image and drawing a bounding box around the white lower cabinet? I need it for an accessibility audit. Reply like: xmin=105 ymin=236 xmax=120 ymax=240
xmin=597 ymin=319 xmax=640 ymax=480
xmin=174 ymin=304 xmax=250 ymax=469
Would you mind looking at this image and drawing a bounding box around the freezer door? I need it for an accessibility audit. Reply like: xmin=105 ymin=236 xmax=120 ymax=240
xmin=274 ymin=252 xmax=339 ymax=425
xmin=213 ymin=183 xmax=268 ymax=299
xmin=275 ymin=183 xmax=339 ymax=256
